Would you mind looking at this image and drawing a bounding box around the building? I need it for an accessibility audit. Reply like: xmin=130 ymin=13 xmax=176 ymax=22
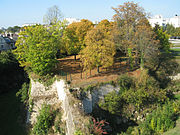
xmin=64 ymin=18 xmax=81 ymax=25
xmin=22 ymin=23 xmax=38 ymax=27
xmin=149 ymin=15 xmax=180 ymax=28
xmin=0 ymin=36 xmax=16 ymax=51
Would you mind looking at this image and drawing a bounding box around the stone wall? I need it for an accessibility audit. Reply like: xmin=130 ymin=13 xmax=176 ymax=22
xmin=28 ymin=79 xmax=87 ymax=135
xmin=28 ymin=79 xmax=60 ymax=125
xmin=170 ymin=73 xmax=180 ymax=80
xmin=56 ymin=80 xmax=76 ymax=135
xmin=82 ymin=84 xmax=120 ymax=114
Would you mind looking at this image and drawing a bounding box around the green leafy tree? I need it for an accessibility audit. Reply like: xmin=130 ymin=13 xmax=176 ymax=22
xmin=153 ymin=24 xmax=170 ymax=52
xmin=164 ymin=24 xmax=176 ymax=36
xmin=7 ymin=26 xmax=21 ymax=33
xmin=175 ymin=27 xmax=180 ymax=36
xmin=13 ymin=23 xmax=65 ymax=76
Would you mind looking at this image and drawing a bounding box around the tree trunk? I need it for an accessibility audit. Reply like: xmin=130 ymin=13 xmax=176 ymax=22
xmin=90 ymin=69 xmax=91 ymax=77
xmin=135 ymin=50 xmax=138 ymax=66
xmin=81 ymin=68 xmax=83 ymax=79
xmin=97 ymin=66 xmax=100 ymax=74
xmin=140 ymin=52 xmax=144 ymax=70
xmin=74 ymin=55 xmax=76 ymax=60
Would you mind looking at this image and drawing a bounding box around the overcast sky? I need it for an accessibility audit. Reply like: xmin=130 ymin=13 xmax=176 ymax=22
xmin=0 ymin=0 xmax=180 ymax=28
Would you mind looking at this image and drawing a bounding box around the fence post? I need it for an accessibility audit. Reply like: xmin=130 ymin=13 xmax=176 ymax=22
xmin=66 ymin=72 xmax=67 ymax=81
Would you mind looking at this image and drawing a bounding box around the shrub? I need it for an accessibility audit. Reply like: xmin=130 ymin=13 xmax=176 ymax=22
xmin=74 ymin=130 xmax=85 ymax=135
xmin=16 ymin=82 xmax=29 ymax=104
xmin=32 ymin=104 xmax=55 ymax=135
xmin=54 ymin=111 xmax=65 ymax=135
xmin=118 ymin=74 xmax=134 ymax=92
xmin=99 ymin=91 xmax=124 ymax=115
xmin=90 ymin=117 xmax=109 ymax=135
xmin=136 ymin=101 xmax=177 ymax=134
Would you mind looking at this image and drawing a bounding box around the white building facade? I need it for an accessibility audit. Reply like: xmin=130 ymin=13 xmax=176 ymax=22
xmin=64 ymin=18 xmax=81 ymax=25
xmin=149 ymin=15 xmax=180 ymax=28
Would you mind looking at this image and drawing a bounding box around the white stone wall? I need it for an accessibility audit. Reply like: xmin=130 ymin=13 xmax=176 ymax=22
xmin=82 ymin=84 xmax=120 ymax=114
xmin=29 ymin=79 xmax=60 ymax=125
xmin=29 ymin=79 xmax=77 ymax=135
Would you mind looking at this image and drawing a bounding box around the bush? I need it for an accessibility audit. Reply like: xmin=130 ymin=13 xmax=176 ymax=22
xmin=54 ymin=111 xmax=65 ymax=135
xmin=74 ymin=130 xmax=85 ymax=135
xmin=136 ymin=101 xmax=178 ymax=134
xmin=90 ymin=117 xmax=109 ymax=135
xmin=33 ymin=104 xmax=55 ymax=135
xmin=16 ymin=82 xmax=29 ymax=104
xmin=118 ymin=74 xmax=134 ymax=92
xmin=99 ymin=91 xmax=124 ymax=115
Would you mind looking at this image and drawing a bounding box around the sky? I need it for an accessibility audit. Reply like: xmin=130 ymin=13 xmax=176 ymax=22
xmin=0 ymin=0 xmax=180 ymax=28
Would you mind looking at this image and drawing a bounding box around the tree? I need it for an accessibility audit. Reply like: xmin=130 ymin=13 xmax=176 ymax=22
xmin=43 ymin=5 xmax=62 ymax=25
xmin=80 ymin=26 xmax=115 ymax=73
xmin=164 ymin=24 xmax=176 ymax=36
xmin=62 ymin=19 xmax=94 ymax=60
xmin=153 ymin=24 xmax=170 ymax=52
xmin=175 ymin=27 xmax=180 ymax=36
xmin=7 ymin=26 xmax=21 ymax=33
xmin=13 ymin=23 xmax=66 ymax=76
xmin=135 ymin=24 xmax=159 ymax=70
xmin=113 ymin=1 xmax=147 ymax=56
xmin=0 ymin=29 xmax=4 ymax=34
xmin=62 ymin=22 xmax=81 ymax=60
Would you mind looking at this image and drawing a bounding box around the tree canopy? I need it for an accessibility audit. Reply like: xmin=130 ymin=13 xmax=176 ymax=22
xmin=113 ymin=1 xmax=147 ymax=55
xmin=80 ymin=20 xmax=115 ymax=73
xmin=13 ymin=22 xmax=66 ymax=76
xmin=62 ymin=19 xmax=94 ymax=59
xmin=43 ymin=5 xmax=62 ymax=25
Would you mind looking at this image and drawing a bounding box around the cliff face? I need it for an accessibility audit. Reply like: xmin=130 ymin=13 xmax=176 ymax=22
xmin=28 ymin=79 xmax=60 ymax=125
xmin=28 ymin=78 xmax=120 ymax=134
xmin=28 ymin=79 xmax=87 ymax=135
xmin=82 ymin=84 xmax=120 ymax=114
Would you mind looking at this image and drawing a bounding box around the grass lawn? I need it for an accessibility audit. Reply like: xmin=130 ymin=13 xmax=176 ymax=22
xmin=170 ymin=48 xmax=180 ymax=64
xmin=0 ymin=90 xmax=27 ymax=135
xmin=163 ymin=118 xmax=180 ymax=135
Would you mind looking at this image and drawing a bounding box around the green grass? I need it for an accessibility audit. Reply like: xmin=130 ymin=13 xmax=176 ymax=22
xmin=171 ymin=48 xmax=180 ymax=52
xmin=163 ymin=118 xmax=180 ymax=135
xmin=163 ymin=93 xmax=180 ymax=135
xmin=0 ymin=90 xmax=27 ymax=135
xmin=175 ymin=93 xmax=180 ymax=99
xmin=170 ymin=48 xmax=180 ymax=64
xmin=172 ymin=43 xmax=180 ymax=47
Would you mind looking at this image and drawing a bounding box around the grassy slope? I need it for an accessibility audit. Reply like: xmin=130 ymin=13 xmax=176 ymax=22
xmin=163 ymin=93 xmax=180 ymax=135
xmin=0 ymin=90 xmax=27 ymax=135
xmin=170 ymin=47 xmax=180 ymax=65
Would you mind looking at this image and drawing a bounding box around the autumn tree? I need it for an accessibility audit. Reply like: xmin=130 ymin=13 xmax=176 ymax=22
xmin=135 ymin=24 xmax=159 ymax=70
xmin=13 ymin=22 xmax=66 ymax=76
xmin=113 ymin=1 xmax=147 ymax=56
xmin=80 ymin=22 xmax=115 ymax=73
xmin=43 ymin=5 xmax=62 ymax=25
xmin=62 ymin=19 xmax=94 ymax=60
